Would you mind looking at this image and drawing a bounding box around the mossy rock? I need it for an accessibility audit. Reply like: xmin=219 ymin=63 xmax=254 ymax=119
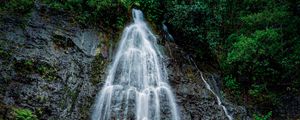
xmin=91 ymin=53 xmax=107 ymax=85
xmin=13 ymin=59 xmax=59 ymax=81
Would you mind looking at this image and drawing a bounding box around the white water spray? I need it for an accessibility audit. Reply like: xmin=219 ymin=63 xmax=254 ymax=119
xmin=91 ymin=9 xmax=180 ymax=120
xmin=162 ymin=23 xmax=174 ymax=41
xmin=188 ymin=57 xmax=233 ymax=120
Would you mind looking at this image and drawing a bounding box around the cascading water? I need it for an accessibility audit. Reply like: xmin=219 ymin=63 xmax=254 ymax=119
xmin=162 ymin=23 xmax=174 ymax=41
xmin=188 ymin=57 xmax=233 ymax=120
xmin=91 ymin=9 xmax=180 ymax=120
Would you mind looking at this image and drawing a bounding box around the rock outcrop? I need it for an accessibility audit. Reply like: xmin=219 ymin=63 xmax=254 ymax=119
xmin=163 ymin=42 xmax=249 ymax=120
xmin=0 ymin=8 xmax=110 ymax=120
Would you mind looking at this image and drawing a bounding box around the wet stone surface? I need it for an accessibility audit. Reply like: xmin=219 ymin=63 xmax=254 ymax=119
xmin=165 ymin=43 xmax=249 ymax=120
xmin=0 ymin=9 xmax=108 ymax=120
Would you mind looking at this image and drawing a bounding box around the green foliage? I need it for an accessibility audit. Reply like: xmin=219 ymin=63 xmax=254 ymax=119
xmin=139 ymin=0 xmax=162 ymax=22
xmin=224 ymin=29 xmax=282 ymax=80
xmin=248 ymin=84 xmax=265 ymax=97
xmin=144 ymin=0 xmax=234 ymax=69
xmin=0 ymin=47 xmax=12 ymax=60
xmin=221 ymin=0 xmax=300 ymax=116
xmin=224 ymin=75 xmax=239 ymax=90
xmin=241 ymin=8 xmax=289 ymax=28
xmin=223 ymin=29 xmax=282 ymax=87
xmin=120 ymin=0 xmax=140 ymax=9
xmin=86 ymin=0 xmax=128 ymax=29
xmin=14 ymin=59 xmax=58 ymax=81
xmin=24 ymin=60 xmax=34 ymax=66
xmin=0 ymin=0 xmax=33 ymax=13
xmin=13 ymin=108 xmax=37 ymax=120
xmin=40 ymin=0 xmax=128 ymax=28
xmin=91 ymin=53 xmax=107 ymax=85
xmin=41 ymin=0 xmax=83 ymax=11
xmin=14 ymin=59 xmax=35 ymax=74
xmin=165 ymin=0 xmax=227 ymax=61
xmin=40 ymin=0 xmax=166 ymax=29
xmin=87 ymin=0 xmax=113 ymax=10
xmin=254 ymin=111 xmax=272 ymax=120
xmin=118 ymin=0 xmax=163 ymax=23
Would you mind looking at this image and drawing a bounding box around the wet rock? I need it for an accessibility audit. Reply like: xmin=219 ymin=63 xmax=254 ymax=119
xmin=0 ymin=7 xmax=107 ymax=120
xmin=73 ymin=31 xmax=99 ymax=56
xmin=0 ymin=4 xmax=250 ymax=120
xmin=165 ymin=42 xmax=249 ymax=120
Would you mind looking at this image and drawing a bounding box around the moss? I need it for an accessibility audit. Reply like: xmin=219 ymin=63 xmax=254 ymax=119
xmin=78 ymin=99 xmax=93 ymax=120
xmin=68 ymin=89 xmax=79 ymax=102
xmin=0 ymin=48 xmax=12 ymax=61
xmin=36 ymin=95 xmax=46 ymax=103
xmin=58 ymin=99 xmax=66 ymax=109
xmin=37 ymin=63 xmax=58 ymax=81
xmin=13 ymin=59 xmax=58 ymax=81
xmin=91 ymin=54 xmax=107 ymax=85
xmin=186 ymin=67 xmax=198 ymax=82
xmin=59 ymin=86 xmax=80 ymax=110
xmin=90 ymin=33 xmax=108 ymax=85
xmin=90 ymin=30 xmax=123 ymax=85
xmin=0 ymin=40 xmax=14 ymax=64
xmin=0 ymin=103 xmax=13 ymax=119
xmin=34 ymin=107 xmax=44 ymax=119
xmin=52 ymin=34 xmax=75 ymax=50
xmin=13 ymin=59 xmax=35 ymax=74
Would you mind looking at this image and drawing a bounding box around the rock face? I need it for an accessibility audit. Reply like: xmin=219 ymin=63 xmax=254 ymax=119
xmin=0 ymin=9 xmax=109 ymax=119
xmin=0 ymin=6 xmax=249 ymax=120
xmin=163 ymin=42 xmax=249 ymax=120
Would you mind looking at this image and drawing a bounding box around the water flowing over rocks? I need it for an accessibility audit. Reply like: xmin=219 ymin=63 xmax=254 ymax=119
xmin=92 ymin=9 xmax=179 ymax=120
xmin=0 ymin=5 xmax=249 ymax=120
xmin=163 ymin=42 xmax=249 ymax=120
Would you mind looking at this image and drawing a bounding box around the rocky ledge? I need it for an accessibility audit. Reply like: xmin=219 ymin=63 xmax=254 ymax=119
xmin=0 ymin=8 xmax=111 ymax=119
xmin=164 ymin=42 xmax=249 ymax=120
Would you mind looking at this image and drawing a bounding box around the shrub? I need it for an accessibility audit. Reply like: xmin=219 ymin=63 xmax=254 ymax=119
xmin=224 ymin=75 xmax=239 ymax=90
xmin=254 ymin=111 xmax=272 ymax=120
xmin=13 ymin=108 xmax=37 ymax=120
xmin=0 ymin=0 xmax=33 ymax=13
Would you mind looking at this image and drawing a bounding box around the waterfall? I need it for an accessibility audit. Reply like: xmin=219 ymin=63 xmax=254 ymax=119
xmin=162 ymin=23 xmax=174 ymax=41
xmin=188 ymin=57 xmax=233 ymax=120
xmin=91 ymin=9 xmax=180 ymax=120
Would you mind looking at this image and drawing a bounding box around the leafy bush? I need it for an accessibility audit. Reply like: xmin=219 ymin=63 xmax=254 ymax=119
xmin=0 ymin=0 xmax=33 ymax=13
xmin=248 ymin=84 xmax=265 ymax=97
xmin=224 ymin=75 xmax=239 ymax=90
xmin=13 ymin=108 xmax=37 ymax=120
xmin=221 ymin=0 xmax=300 ymax=117
xmin=222 ymin=28 xmax=284 ymax=108
xmin=254 ymin=111 xmax=272 ymax=120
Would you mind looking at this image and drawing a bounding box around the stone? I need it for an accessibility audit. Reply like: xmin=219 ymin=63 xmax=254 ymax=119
xmin=0 ymin=6 xmax=106 ymax=120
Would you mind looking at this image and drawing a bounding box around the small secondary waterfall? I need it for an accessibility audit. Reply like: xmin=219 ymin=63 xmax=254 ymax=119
xmin=91 ymin=9 xmax=179 ymax=120
xmin=188 ymin=57 xmax=233 ymax=120
xmin=162 ymin=23 xmax=174 ymax=41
